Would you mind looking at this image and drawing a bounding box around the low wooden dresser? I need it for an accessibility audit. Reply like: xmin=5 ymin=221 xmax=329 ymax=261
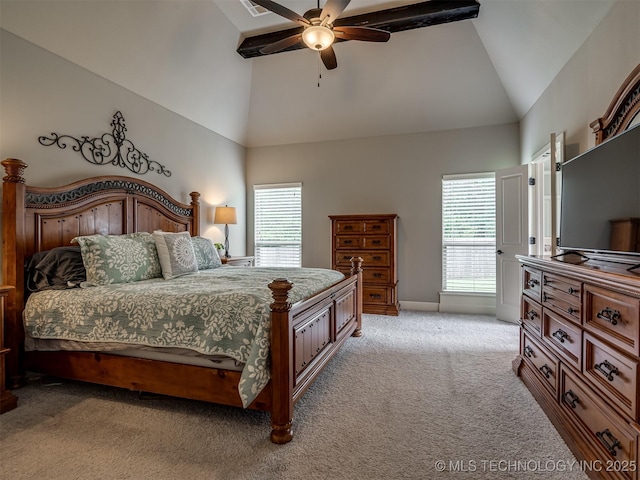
xmin=1 ymin=285 xmax=17 ymax=413
xmin=514 ymin=255 xmax=640 ymax=479
xmin=330 ymin=214 xmax=399 ymax=315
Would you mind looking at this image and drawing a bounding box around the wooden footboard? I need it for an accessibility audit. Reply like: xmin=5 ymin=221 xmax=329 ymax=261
xmin=2 ymin=158 xmax=363 ymax=443
xmin=269 ymin=258 xmax=362 ymax=443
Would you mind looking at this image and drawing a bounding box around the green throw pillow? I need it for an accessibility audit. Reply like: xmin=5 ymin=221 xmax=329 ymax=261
xmin=191 ymin=236 xmax=223 ymax=270
xmin=73 ymin=232 xmax=162 ymax=285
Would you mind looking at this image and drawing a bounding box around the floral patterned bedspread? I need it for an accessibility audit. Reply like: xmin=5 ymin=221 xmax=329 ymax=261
xmin=24 ymin=266 xmax=345 ymax=407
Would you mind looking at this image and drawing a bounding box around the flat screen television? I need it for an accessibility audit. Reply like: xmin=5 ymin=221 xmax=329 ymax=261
xmin=559 ymin=123 xmax=640 ymax=257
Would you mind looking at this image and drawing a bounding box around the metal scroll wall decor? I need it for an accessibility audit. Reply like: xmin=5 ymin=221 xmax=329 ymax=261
xmin=38 ymin=111 xmax=171 ymax=177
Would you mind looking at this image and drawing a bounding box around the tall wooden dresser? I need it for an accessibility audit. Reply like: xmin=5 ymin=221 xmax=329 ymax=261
xmin=514 ymin=255 xmax=640 ymax=479
xmin=330 ymin=214 xmax=399 ymax=315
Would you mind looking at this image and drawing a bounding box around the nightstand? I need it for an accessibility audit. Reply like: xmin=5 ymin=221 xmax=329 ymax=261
xmin=222 ymin=256 xmax=255 ymax=267
xmin=0 ymin=285 xmax=17 ymax=413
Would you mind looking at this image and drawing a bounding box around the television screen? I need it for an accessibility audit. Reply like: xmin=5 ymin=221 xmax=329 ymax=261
xmin=559 ymin=123 xmax=640 ymax=255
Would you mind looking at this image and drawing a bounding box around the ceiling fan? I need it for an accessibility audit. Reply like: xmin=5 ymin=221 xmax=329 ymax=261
xmin=250 ymin=0 xmax=391 ymax=70
xmin=237 ymin=1 xmax=481 ymax=71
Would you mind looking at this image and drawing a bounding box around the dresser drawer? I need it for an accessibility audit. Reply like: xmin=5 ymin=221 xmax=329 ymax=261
xmin=543 ymin=272 xmax=582 ymax=303
xmin=543 ymin=309 xmax=583 ymax=371
xmin=523 ymin=266 xmax=542 ymax=303
xmin=584 ymin=333 xmax=639 ymax=421
xmin=335 ymin=251 xmax=390 ymax=267
xmin=542 ymin=272 xmax=581 ymax=323
xmin=335 ymin=236 xmax=363 ymax=249
xmin=522 ymin=331 xmax=559 ymax=398
xmin=521 ymin=296 xmax=542 ymax=336
xmin=542 ymin=273 xmax=581 ymax=323
xmin=584 ymin=283 xmax=640 ymax=357
xmin=335 ymin=221 xmax=364 ymax=234
xmin=362 ymin=236 xmax=390 ymax=250
xmin=336 ymin=235 xmax=391 ymax=250
xmin=362 ymin=267 xmax=391 ymax=284
xmin=364 ymin=220 xmax=390 ymax=234
xmin=363 ymin=286 xmax=390 ymax=305
xmin=560 ymin=366 xmax=638 ymax=478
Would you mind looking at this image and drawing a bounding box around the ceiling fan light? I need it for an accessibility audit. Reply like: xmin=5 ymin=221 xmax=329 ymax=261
xmin=302 ymin=25 xmax=335 ymax=51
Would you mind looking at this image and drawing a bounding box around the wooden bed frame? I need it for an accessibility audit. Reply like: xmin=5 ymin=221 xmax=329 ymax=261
xmin=1 ymin=158 xmax=363 ymax=444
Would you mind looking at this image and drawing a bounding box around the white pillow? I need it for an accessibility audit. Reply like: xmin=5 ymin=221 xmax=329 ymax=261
xmin=153 ymin=231 xmax=198 ymax=280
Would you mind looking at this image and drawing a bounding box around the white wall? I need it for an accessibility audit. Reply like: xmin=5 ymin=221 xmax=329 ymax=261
xmin=0 ymin=30 xmax=247 ymax=282
xmin=520 ymin=0 xmax=640 ymax=163
xmin=0 ymin=0 xmax=253 ymax=145
xmin=246 ymin=123 xmax=520 ymax=304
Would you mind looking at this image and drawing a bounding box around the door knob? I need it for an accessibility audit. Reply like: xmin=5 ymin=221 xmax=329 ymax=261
xmin=496 ymin=250 xmax=504 ymax=255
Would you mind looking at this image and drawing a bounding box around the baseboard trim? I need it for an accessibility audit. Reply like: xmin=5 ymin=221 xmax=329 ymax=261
xmin=399 ymin=301 xmax=439 ymax=312
xmin=399 ymin=298 xmax=496 ymax=315
xmin=438 ymin=292 xmax=496 ymax=315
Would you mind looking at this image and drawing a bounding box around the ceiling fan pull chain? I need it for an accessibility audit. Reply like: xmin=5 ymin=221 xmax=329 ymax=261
xmin=318 ymin=54 xmax=322 ymax=87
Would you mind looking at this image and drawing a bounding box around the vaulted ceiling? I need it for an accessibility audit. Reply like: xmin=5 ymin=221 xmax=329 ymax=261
xmin=0 ymin=1 xmax=616 ymax=147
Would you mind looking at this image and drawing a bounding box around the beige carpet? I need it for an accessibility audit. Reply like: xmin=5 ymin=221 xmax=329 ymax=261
xmin=0 ymin=311 xmax=588 ymax=480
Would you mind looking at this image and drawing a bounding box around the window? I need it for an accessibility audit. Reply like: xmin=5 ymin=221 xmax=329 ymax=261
xmin=254 ymin=183 xmax=302 ymax=267
xmin=442 ymin=173 xmax=496 ymax=293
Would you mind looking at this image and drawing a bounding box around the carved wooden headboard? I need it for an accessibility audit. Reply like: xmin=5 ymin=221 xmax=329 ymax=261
xmin=590 ymin=63 xmax=640 ymax=145
xmin=1 ymin=158 xmax=200 ymax=384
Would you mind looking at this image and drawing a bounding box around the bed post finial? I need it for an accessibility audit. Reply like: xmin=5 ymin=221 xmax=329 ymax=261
xmin=269 ymin=278 xmax=293 ymax=312
xmin=350 ymin=256 xmax=363 ymax=276
xmin=268 ymin=277 xmax=294 ymax=444
xmin=2 ymin=158 xmax=28 ymax=184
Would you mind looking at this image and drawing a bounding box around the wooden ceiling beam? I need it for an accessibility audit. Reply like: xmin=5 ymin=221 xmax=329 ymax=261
xmin=236 ymin=0 xmax=480 ymax=59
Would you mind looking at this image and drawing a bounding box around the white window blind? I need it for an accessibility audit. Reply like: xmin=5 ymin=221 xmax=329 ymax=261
xmin=442 ymin=173 xmax=496 ymax=293
xmin=254 ymin=183 xmax=302 ymax=267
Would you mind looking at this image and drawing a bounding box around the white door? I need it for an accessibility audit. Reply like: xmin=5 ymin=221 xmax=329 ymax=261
xmin=496 ymin=165 xmax=529 ymax=323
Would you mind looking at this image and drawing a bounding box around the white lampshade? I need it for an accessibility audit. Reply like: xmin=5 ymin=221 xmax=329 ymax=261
xmin=302 ymin=25 xmax=335 ymax=51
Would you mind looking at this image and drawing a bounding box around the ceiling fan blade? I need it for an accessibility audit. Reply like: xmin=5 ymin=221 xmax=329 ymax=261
xmin=250 ymin=0 xmax=310 ymax=27
xmin=333 ymin=26 xmax=390 ymax=42
xmin=321 ymin=0 xmax=351 ymax=23
xmin=260 ymin=33 xmax=303 ymax=54
xmin=320 ymin=46 xmax=337 ymax=70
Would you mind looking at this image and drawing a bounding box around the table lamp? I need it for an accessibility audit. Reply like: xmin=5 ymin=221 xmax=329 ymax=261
xmin=213 ymin=205 xmax=237 ymax=259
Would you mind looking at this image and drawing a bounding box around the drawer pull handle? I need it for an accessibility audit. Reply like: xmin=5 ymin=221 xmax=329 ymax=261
xmin=567 ymin=307 xmax=576 ymax=315
xmin=595 ymin=360 xmax=619 ymax=382
xmin=525 ymin=310 xmax=538 ymax=320
xmin=343 ymin=240 xmax=353 ymax=244
xmin=567 ymin=286 xmax=577 ymax=294
xmin=597 ymin=307 xmax=621 ymax=326
xmin=372 ymin=225 xmax=381 ymax=230
xmin=343 ymin=256 xmax=351 ymax=260
xmin=524 ymin=345 xmax=534 ymax=358
xmin=372 ymin=256 xmax=382 ymax=261
xmin=552 ymin=329 xmax=568 ymax=343
xmin=372 ymin=240 xmax=381 ymax=245
xmin=539 ymin=364 xmax=553 ymax=379
xmin=527 ymin=279 xmax=539 ymax=288
xmin=563 ymin=390 xmax=580 ymax=409
xmin=373 ymin=273 xmax=383 ymax=278
xmin=344 ymin=225 xmax=353 ymax=230
xmin=596 ymin=429 xmax=621 ymax=457
xmin=543 ymin=293 xmax=549 ymax=302
xmin=369 ymin=293 xmax=382 ymax=299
